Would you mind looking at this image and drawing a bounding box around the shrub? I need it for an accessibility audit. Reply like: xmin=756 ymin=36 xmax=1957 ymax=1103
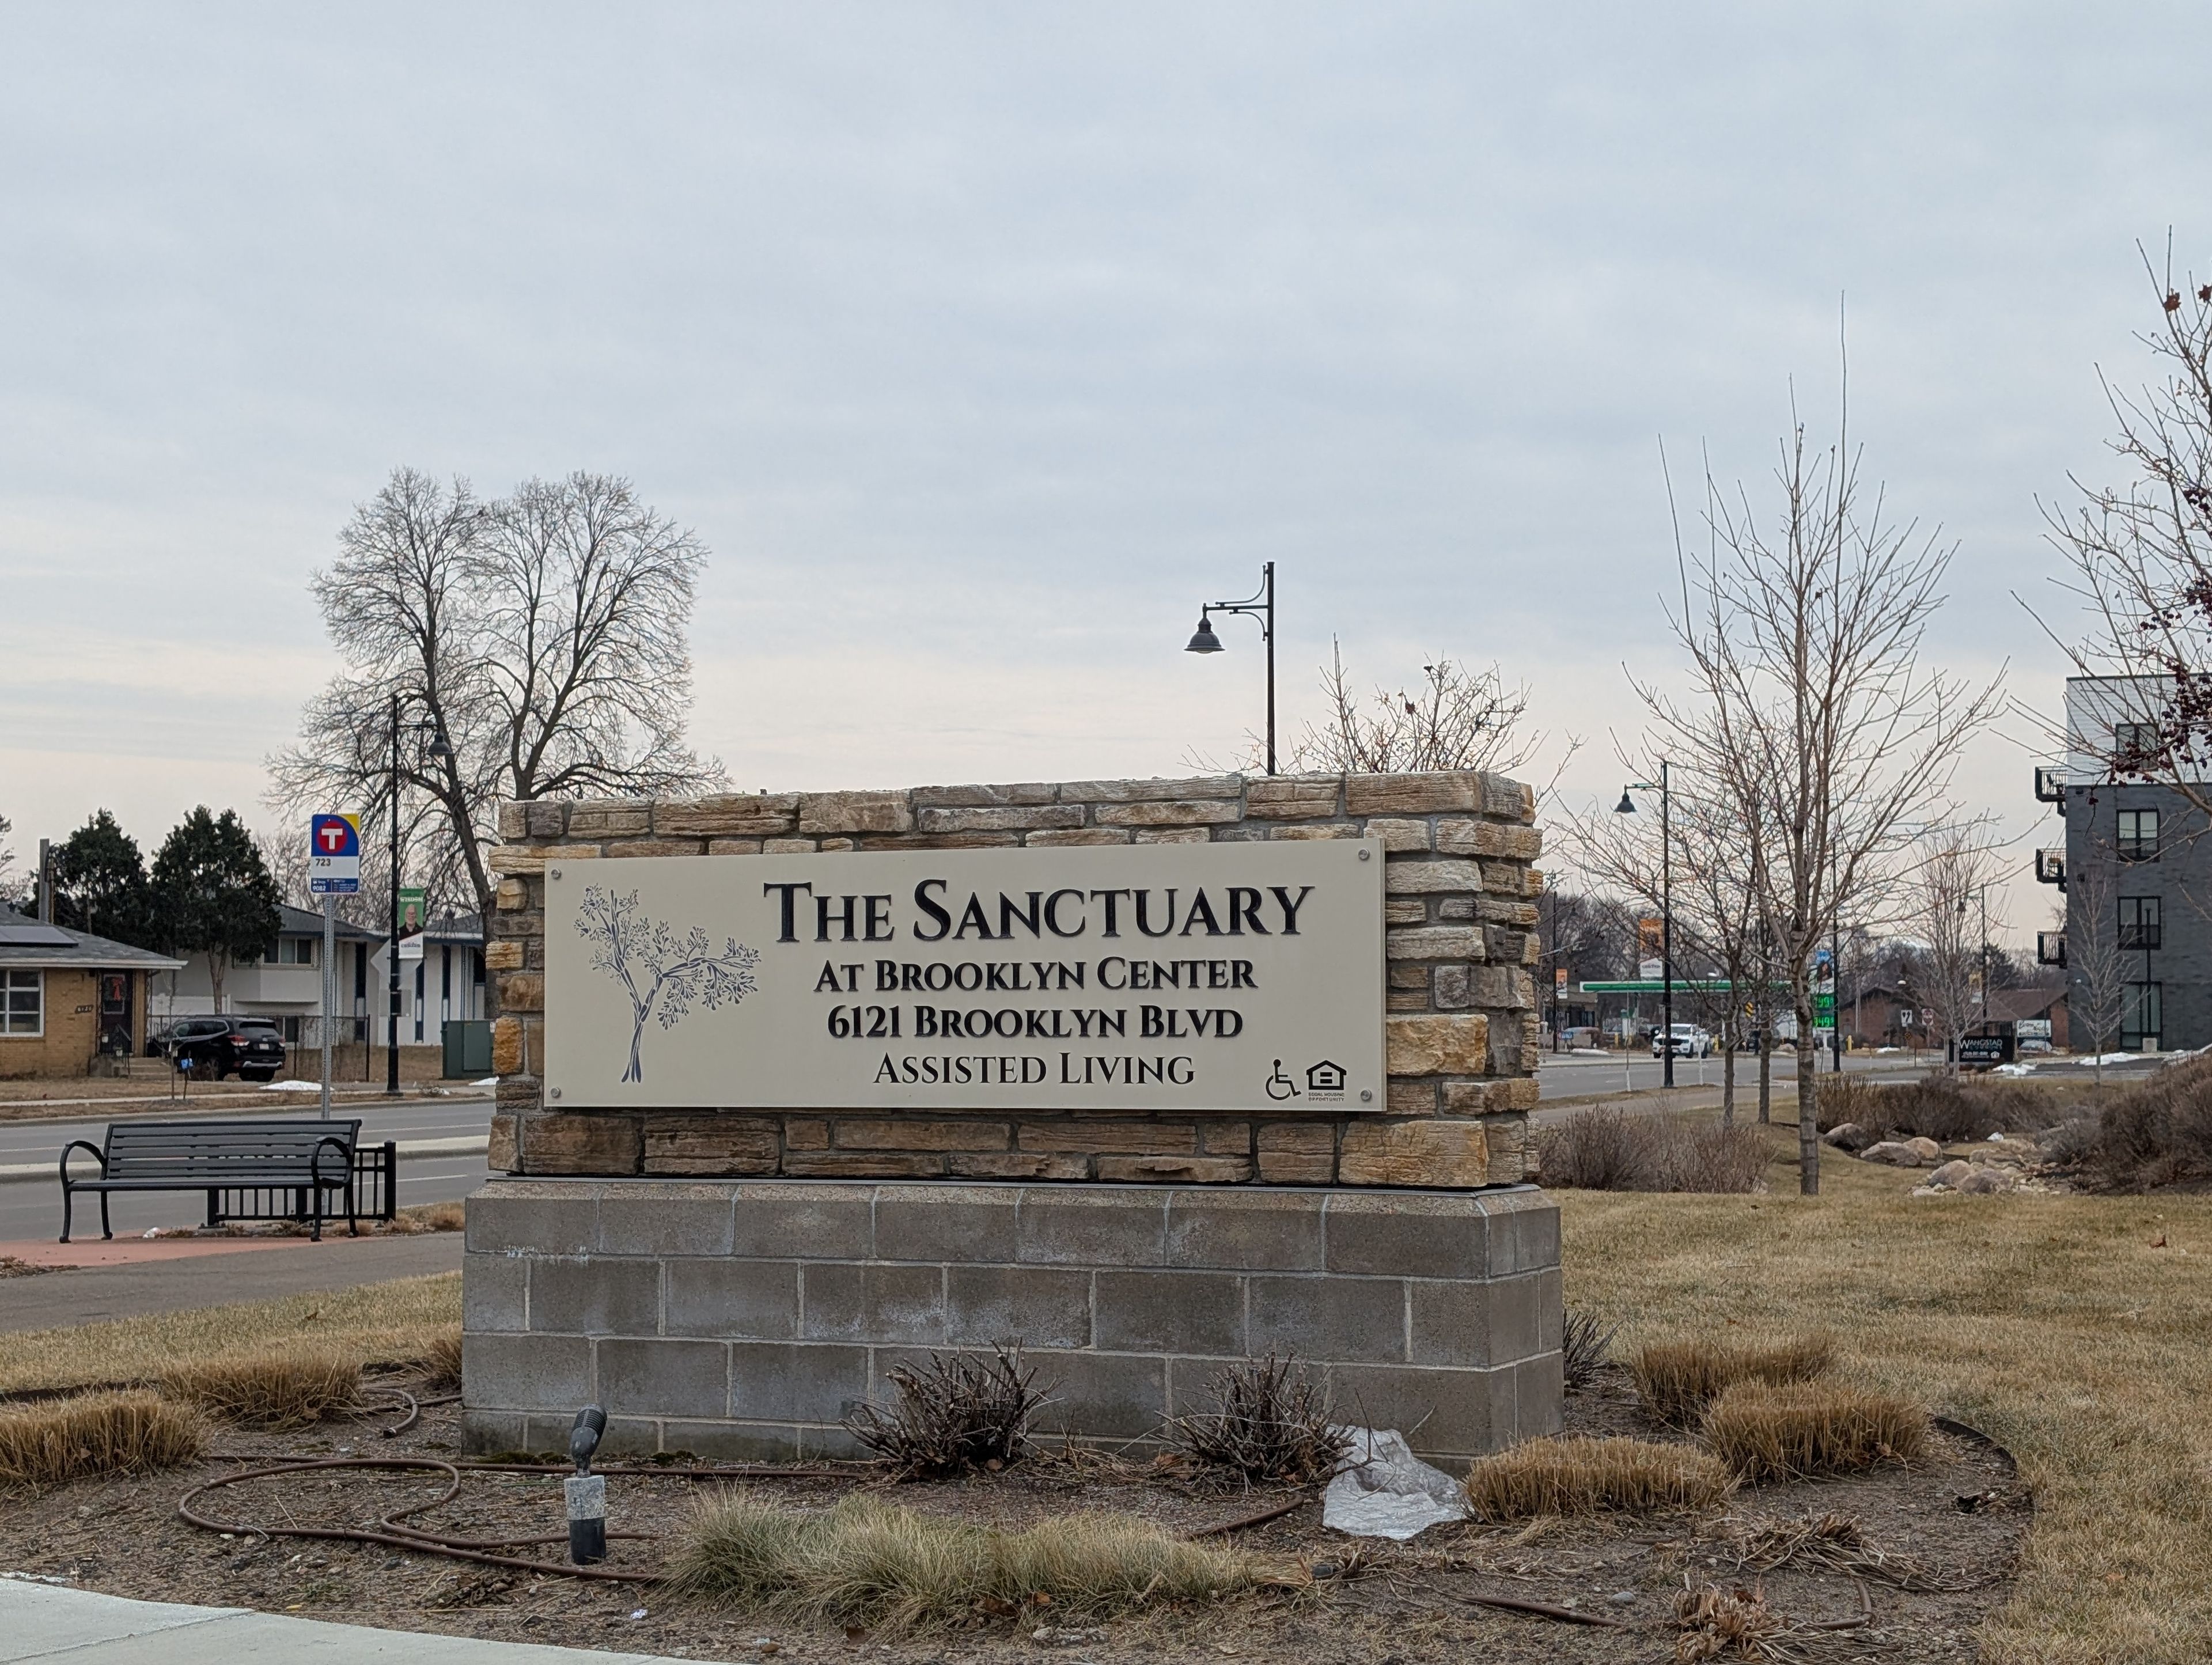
xmin=1628 ymin=1334 xmax=1834 ymax=1426
xmin=667 ymin=1491 xmax=1253 ymax=1628
xmin=1166 ymin=1353 xmax=1347 ymax=1483
xmin=1463 ymin=1435 xmax=1733 ymax=1519
xmin=1819 ymin=1075 xmax=2053 ymax=1144
xmin=844 ymin=1345 xmax=1051 ymax=1478
xmin=0 ymin=1391 xmax=207 ymax=1484
xmin=1699 ymin=1380 xmax=1927 ymax=1482
xmin=160 ymin=1345 xmax=362 ymax=1430
xmin=1561 ymin=1311 xmax=1620 ymax=1393
xmin=1816 ymin=1075 xmax=1893 ymax=1136
xmin=2090 ymin=1053 xmax=2212 ymax=1189
xmin=1537 ymin=1109 xmax=1768 ymax=1194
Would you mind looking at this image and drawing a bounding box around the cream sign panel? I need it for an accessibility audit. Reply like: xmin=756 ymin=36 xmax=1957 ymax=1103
xmin=543 ymin=841 xmax=1385 ymax=1112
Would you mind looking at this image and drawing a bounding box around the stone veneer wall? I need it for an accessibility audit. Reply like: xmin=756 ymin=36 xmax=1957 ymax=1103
xmin=483 ymin=769 xmax=1542 ymax=1186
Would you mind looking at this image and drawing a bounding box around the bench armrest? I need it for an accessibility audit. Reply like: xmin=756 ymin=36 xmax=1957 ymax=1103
xmin=59 ymin=1140 xmax=106 ymax=1185
xmin=311 ymin=1135 xmax=354 ymax=1186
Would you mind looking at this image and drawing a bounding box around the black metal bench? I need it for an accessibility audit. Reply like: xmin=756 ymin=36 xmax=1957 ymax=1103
xmin=58 ymin=1120 xmax=396 ymax=1243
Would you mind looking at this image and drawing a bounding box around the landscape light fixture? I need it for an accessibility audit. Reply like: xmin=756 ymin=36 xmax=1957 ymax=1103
xmin=1184 ymin=560 xmax=1276 ymax=774
xmin=1615 ymin=764 xmax=1675 ymax=1089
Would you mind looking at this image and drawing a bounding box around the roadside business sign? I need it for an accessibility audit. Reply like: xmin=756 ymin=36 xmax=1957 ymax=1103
xmin=545 ymin=840 xmax=1386 ymax=1113
xmin=309 ymin=813 xmax=361 ymax=894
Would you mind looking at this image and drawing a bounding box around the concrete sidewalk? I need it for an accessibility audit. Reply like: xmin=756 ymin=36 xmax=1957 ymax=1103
xmin=0 ymin=1232 xmax=463 ymax=1332
xmin=0 ymin=1578 xmax=708 ymax=1663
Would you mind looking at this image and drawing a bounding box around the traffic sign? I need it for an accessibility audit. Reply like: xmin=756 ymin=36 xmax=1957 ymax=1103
xmin=309 ymin=813 xmax=361 ymax=894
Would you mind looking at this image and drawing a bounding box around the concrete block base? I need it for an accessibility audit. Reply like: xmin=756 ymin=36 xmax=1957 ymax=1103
xmin=461 ymin=1178 xmax=1563 ymax=1468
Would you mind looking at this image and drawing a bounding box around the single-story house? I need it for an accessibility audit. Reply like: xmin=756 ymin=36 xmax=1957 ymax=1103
xmin=0 ymin=905 xmax=184 ymax=1079
xmin=1987 ymin=986 xmax=2071 ymax=1050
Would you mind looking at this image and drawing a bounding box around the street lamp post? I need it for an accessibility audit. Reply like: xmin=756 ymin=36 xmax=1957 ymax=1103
xmin=387 ymin=692 xmax=452 ymax=1097
xmin=1616 ymin=761 xmax=1673 ymax=1088
xmin=1184 ymin=561 xmax=1277 ymax=775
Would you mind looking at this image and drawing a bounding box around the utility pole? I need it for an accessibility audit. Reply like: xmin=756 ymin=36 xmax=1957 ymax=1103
xmin=387 ymin=691 xmax=402 ymax=1098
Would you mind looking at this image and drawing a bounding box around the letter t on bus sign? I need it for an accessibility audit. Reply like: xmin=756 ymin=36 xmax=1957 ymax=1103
xmin=309 ymin=813 xmax=362 ymax=894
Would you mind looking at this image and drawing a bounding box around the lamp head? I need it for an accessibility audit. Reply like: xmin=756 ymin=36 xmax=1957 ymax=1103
xmin=427 ymin=732 xmax=453 ymax=761
xmin=1185 ymin=613 xmax=1224 ymax=654
xmin=1614 ymin=790 xmax=1637 ymax=815
xmin=570 ymin=1405 xmax=607 ymax=1474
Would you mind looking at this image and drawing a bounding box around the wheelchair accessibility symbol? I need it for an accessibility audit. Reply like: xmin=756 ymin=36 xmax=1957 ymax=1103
xmin=1264 ymin=1059 xmax=1301 ymax=1101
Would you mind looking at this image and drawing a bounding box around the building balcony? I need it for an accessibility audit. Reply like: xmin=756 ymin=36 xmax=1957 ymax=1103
xmin=2034 ymin=765 xmax=2067 ymax=805
xmin=2034 ymin=848 xmax=2066 ymax=886
xmin=2037 ymin=931 xmax=2067 ymax=968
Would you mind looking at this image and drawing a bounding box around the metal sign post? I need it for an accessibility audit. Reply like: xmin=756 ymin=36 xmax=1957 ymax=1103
xmin=309 ymin=814 xmax=363 ymax=1124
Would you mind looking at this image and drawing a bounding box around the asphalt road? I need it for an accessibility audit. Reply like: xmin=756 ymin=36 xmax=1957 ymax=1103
xmin=0 ymin=1095 xmax=493 ymax=1243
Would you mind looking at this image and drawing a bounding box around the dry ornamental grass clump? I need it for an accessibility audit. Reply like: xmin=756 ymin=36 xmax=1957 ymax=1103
xmin=416 ymin=1326 xmax=463 ymax=1390
xmin=667 ymin=1491 xmax=1255 ymax=1629
xmin=160 ymin=1345 xmax=363 ymax=1430
xmin=1699 ymin=1380 xmax=1928 ymax=1483
xmin=1630 ymin=1334 xmax=1835 ymax=1426
xmin=1672 ymin=1577 xmax=1790 ymax=1663
xmin=1463 ymin=1435 xmax=1734 ymax=1519
xmin=1166 ymin=1354 xmax=1349 ymax=1483
xmin=0 ymin=1391 xmax=206 ymax=1484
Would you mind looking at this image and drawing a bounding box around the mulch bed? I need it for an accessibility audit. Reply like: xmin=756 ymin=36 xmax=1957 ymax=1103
xmin=0 ymin=1364 xmax=2025 ymax=1662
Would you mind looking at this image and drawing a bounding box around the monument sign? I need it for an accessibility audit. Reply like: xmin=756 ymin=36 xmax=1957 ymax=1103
xmin=543 ymin=841 xmax=1383 ymax=1112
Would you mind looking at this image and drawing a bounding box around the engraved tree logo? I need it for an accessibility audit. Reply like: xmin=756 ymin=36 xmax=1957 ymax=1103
xmin=574 ymin=886 xmax=760 ymax=1083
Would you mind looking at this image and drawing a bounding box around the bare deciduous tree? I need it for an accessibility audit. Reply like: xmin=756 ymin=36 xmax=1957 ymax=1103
xmin=1641 ymin=396 xmax=2003 ymax=1194
xmin=1290 ymin=642 xmax=1556 ymax=777
xmin=1909 ymin=822 xmax=2006 ymax=1076
xmin=1567 ymin=768 xmax=1769 ymax=1126
xmin=271 ymin=468 xmax=726 ymax=924
xmin=2064 ymin=845 xmax=2130 ymax=1088
xmin=2043 ymin=242 xmax=2212 ymax=808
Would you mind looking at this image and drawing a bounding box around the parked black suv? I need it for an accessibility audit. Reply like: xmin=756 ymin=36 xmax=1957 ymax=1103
xmin=154 ymin=1016 xmax=287 ymax=1082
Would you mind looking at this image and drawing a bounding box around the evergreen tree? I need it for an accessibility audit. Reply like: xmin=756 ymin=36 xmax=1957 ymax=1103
xmin=47 ymin=811 xmax=158 ymax=946
xmin=151 ymin=807 xmax=282 ymax=1012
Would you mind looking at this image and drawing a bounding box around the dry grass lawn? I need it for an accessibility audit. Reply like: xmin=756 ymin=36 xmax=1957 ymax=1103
xmin=0 ymin=1272 xmax=458 ymax=1394
xmin=1559 ymin=1122 xmax=2212 ymax=1665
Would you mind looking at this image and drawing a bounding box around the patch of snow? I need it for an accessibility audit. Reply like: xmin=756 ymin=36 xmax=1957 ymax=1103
xmin=474 ymin=1075 xmax=501 ymax=1086
xmin=1991 ymin=1063 xmax=2035 ymax=1077
xmin=2079 ymin=1052 xmax=2147 ymax=1066
xmin=259 ymin=1079 xmax=320 ymax=1091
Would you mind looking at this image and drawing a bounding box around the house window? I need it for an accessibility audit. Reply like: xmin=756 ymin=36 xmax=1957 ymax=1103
xmin=2119 ymin=896 xmax=2163 ymax=950
xmin=2123 ymin=982 xmax=2162 ymax=1051
xmin=2113 ymin=721 xmax=2160 ymax=771
xmin=2 ymin=970 xmax=41 ymax=1036
xmin=2117 ymin=807 xmax=2160 ymax=861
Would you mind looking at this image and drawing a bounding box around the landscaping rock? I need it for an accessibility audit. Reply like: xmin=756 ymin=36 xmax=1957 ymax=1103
xmin=1927 ymin=1159 xmax=1973 ymax=1189
xmin=1974 ymin=1138 xmax=2038 ymax=1167
xmin=1862 ymin=1137 xmax=1942 ymax=1167
xmin=1822 ymin=1122 xmax=1870 ymax=1151
xmin=1957 ymin=1167 xmax=2017 ymax=1196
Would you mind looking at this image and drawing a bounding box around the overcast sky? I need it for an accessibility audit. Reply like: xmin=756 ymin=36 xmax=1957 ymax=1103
xmin=5 ymin=3 xmax=2208 ymax=944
